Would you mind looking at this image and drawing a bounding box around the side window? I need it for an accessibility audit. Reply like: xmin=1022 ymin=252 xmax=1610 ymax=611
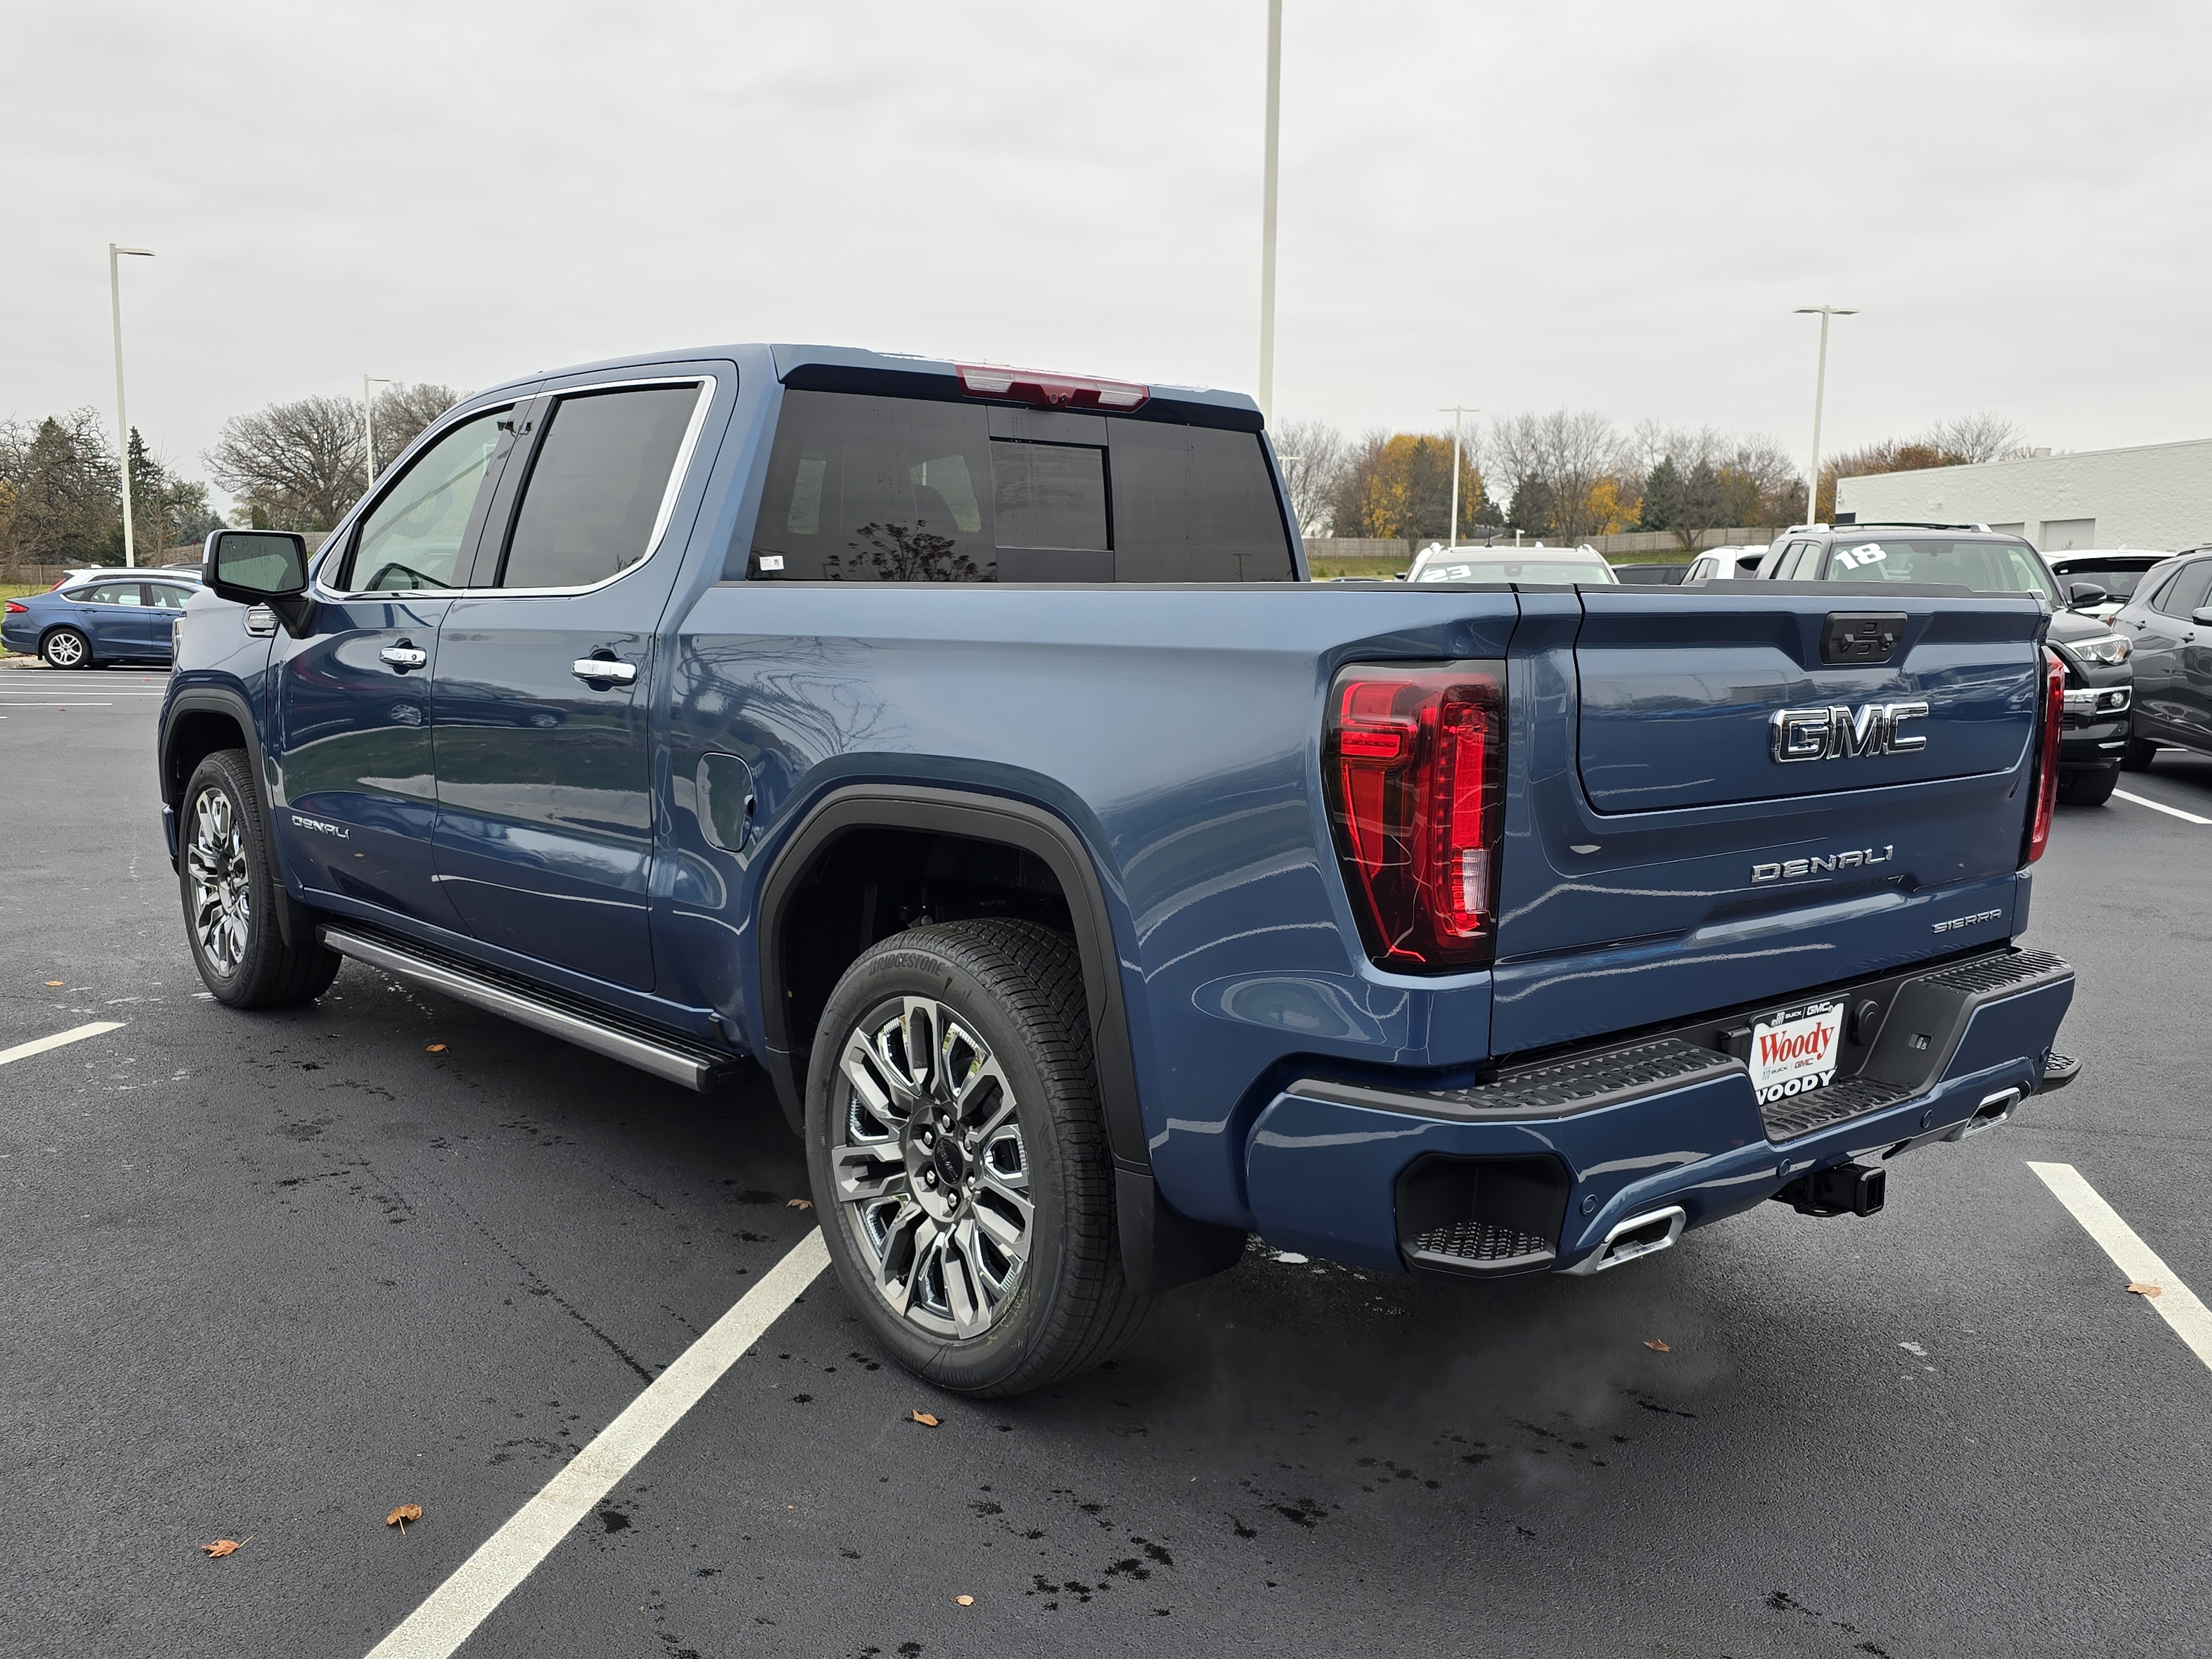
xmin=2157 ymin=560 xmax=2212 ymax=618
xmin=146 ymin=583 xmax=191 ymax=609
xmin=341 ymin=410 xmax=508 ymax=592
xmin=86 ymin=582 xmax=143 ymax=606
xmin=1772 ymin=540 xmax=1815 ymax=578
xmin=749 ymin=390 xmax=998 ymax=581
xmin=497 ymin=385 xmax=701 ymax=589
xmin=1110 ymin=423 xmax=1293 ymax=582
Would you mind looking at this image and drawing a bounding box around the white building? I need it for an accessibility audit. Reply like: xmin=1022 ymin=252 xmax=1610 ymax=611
xmin=1835 ymin=437 xmax=2212 ymax=552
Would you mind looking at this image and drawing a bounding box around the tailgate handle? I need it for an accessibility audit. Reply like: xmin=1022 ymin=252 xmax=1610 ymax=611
xmin=1820 ymin=612 xmax=1906 ymax=666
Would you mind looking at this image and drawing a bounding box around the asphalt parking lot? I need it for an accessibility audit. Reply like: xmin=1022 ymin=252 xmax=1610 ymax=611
xmin=4 ymin=661 xmax=2209 ymax=1659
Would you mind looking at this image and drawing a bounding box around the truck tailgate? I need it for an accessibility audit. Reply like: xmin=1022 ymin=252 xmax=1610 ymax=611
xmin=1490 ymin=586 xmax=2047 ymax=1056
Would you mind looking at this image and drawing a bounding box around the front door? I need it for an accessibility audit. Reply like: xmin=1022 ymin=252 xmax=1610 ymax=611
xmin=270 ymin=404 xmax=518 ymax=925
xmin=429 ymin=375 xmax=711 ymax=991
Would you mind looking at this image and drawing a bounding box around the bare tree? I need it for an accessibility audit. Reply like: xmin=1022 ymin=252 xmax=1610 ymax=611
xmin=1490 ymin=410 xmax=1629 ymax=541
xmin=373 ymin=382 xmax=465 ymax=473
xmin=1925 ymin=412 xmax=2031 ymax=465
xmin=1272 ymin=418 xmax=1349 ymax=537
xmin=206 ymin=395 xmax=367 ymax=531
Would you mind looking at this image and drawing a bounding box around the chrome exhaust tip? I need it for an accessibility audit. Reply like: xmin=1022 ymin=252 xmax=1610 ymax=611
xmin=1566 ymin=1204 xmax=1686 ymax=1275
xmin=1946 ymin=1087 xmax=2021 ymax=1142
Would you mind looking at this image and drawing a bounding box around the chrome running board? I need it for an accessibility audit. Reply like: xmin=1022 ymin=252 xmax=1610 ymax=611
xmin=319 ymin=925 xmax=731 ymax=1091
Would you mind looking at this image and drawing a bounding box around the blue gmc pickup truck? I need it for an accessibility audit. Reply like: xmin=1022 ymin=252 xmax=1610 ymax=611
xmin=161 ymin=344 xmax=2078 ymax=1395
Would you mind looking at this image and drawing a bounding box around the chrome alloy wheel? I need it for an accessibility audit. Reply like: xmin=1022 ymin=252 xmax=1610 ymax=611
xmin=45 ymin=630 xmax=85 ymax=666
xmin=829 ymin=997 xmax=1034 ymax=1339
xmin=186 ymin=785 xmax=251 ymax=974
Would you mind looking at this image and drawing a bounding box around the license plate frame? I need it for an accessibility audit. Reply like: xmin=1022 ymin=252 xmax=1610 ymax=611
xmin=1748 ymin=998 xmax=1846 ymax=1105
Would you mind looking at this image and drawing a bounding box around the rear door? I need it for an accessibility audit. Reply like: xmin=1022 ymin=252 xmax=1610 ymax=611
xmin=428 ymin=368 xmax=722 ymax=990
xmin=77 ymin=580 xmax=148 ymax=657
xmin=2125 ymin=558 xmax=2211 ymax=740
xmin=1489 ymin=583 xmax=2046 ymax=1054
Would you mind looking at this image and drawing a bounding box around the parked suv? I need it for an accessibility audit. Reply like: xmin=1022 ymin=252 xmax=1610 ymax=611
xmin=1760 ymin=523 xmax=2133 ymax=806
xmin=2112 ymin=545 xmax=2212 ymax=770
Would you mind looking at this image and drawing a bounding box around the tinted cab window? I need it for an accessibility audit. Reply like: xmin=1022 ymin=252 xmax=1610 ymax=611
xmin=495 ymin=384 xmax=700 ymax=588
xmin=744 ymin=390 xmax=1293 ymax=583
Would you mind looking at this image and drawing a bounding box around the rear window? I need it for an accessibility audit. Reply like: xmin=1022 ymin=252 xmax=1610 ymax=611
xmin=739 ymin=390 xmax=1294 ymax=583
xmin=1413 ymin=556 xmax=1614 ymax=585
xmin=2051 ymin=560 xmax=2157 ymax=601
xmin=1818 ymin=538 xmax=2060 ymax=600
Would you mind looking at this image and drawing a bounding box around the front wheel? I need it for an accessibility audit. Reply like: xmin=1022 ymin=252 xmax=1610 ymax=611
xmin=2120 ymin=734 xmax=2158 ymax=771
xmin=41 ymin=628 xmax=90 ymax=669
xmin=179 ymin=749 xmax=342 ymax=1008
xmin=805 ymin=919 xmax=1147 ymax=1396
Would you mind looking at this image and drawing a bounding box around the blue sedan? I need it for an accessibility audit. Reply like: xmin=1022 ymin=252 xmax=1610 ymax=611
xmin=2 ymin=575 xmax=197 ymax=667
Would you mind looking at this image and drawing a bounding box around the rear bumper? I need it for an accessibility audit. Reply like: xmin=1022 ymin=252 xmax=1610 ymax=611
xmin=1244 ymin=947 xmax=2074 ymax=1275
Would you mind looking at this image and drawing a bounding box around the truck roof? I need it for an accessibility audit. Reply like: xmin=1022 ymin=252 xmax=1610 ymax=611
xmin=482 ymin=342 xmax=1264 ymax=426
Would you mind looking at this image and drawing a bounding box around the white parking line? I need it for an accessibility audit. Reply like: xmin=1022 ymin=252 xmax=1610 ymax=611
xmin=0 ymin=1021 xmax=126 ymax=1067
xmin=364 ymin=1228 xmax=831 ymax=1659
xmin=2028 ymin=1161 xmax=2212 ymax=1373
xmin=2112 ymin=789 xmax=2212 ymax=826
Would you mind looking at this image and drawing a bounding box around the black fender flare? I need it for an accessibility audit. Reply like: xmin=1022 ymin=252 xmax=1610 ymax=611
xmin=754 ymin=784 xmax=1244 ymax=1293
xmin=159 ymin=686 xmax=314 ymax=950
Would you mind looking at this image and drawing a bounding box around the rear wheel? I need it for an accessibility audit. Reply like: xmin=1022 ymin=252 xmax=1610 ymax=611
xmin=2059 ymin=766 xmax=2119 ymax=807
xmin=179 ymin=749 xmax=341 ymax=1008
xmin=2120 ymin=735 xmax=2158 ymax=771
xmin=805 ymin=919 xmax=1146 ymax=1396
xmin=41 ymin=627 xmax=89 ymax=669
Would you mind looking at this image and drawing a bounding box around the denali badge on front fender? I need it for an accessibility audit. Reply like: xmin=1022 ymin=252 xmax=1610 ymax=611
xmin=1770 ymin=701 xmax=1929 ymax=762
xmin=1752 ymin=844 xmax=1893 ymax=884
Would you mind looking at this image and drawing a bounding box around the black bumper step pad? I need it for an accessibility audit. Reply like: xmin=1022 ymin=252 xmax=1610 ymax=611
xmin=1408 ymin=1218 xmax=1553 ymax=1267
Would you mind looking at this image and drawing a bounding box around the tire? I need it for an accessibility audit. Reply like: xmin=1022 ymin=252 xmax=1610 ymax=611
xmin=178 ymin=748 xmax=342 ymax=1008
xmin=2058 ymin=766 xmax=2119 ymax=807
xmin=805 ymin=919 xmax=1147 ymax=1396
xmin=41 ymin=627 xmax=90 ymax=669
xmin=2120 ymin=735 xmax=2158 ymax=771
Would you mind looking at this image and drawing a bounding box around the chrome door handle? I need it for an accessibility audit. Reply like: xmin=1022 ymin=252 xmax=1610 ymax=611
xmin=572 ymin=658 xmax=638 ymax=686
xmin=380 ymin=645 xmax=429 ymax=671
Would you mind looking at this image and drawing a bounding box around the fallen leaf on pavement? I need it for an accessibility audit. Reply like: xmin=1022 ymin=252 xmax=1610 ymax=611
xmin=1644 ymin=1339 xmax=1671 ymax=1353
xmin=44 ymin=980 xmax=62 ymax=987
xmin=956 ymin=1595 xmax=975 ymax=1606
xmin=201 ymin=1536 xmax=252 ymax=1558
xmin=910 ymin=1410 xmax=940 ymax=1427
xmin=387 ymin=1504 xmax=423 ymax=1532
xmin=2127 ymin=1282 xmax=2163 ymax=1298
xmin=786 ymin=1198 xmax=812 ymax=1210
xmin=425 ymin=1044 xmax=446 ymax=1053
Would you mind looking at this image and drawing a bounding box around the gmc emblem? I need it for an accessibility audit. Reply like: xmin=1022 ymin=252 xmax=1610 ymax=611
xmin=1769 ymin=701 xmax=1929 ymax=763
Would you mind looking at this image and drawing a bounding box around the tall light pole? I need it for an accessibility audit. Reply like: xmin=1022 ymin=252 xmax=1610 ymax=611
xmin=1794 ymin=305 xmax=1856 ymax=527
xmin=108 ymin=244 xmax=155 ymax=567
xmin=1256 ymin=0 xmax=1282 ymax=424
xmin=1439 ymin=405 xmax=1477 ymax=546
xmin=363 ymin=375 xmax=393 ymax=487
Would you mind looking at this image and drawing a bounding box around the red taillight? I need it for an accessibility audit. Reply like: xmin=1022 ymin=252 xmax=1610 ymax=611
xmin=2025 ymin=645 xmax=2065 ymax=864
xmin=4 ymin=601 xmax=25 ymax=614
xmin=955 ymin=363 xmax=1150 ymax=411
xmin=1323 ymin=662 xmax=1505 ymax=970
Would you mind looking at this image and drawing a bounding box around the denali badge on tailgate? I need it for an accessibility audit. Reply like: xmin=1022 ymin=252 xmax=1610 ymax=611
xmin=1747 ymin=999 xmax=1844 ymax=1105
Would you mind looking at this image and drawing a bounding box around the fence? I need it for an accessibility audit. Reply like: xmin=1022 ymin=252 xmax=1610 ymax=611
xmin=1304 ymin=526 xmax=1780 ymax=564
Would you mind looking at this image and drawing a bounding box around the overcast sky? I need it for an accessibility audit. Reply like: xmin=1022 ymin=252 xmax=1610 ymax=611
xmin=5 ymin=0 xmax=2208 ymax=501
